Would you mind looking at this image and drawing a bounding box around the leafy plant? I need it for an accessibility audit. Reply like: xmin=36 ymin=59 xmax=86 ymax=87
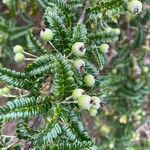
xmin=96 ymin=1 xmax=150 ymax=149
xmin=0 ymin=0 xmax=149 ymax=149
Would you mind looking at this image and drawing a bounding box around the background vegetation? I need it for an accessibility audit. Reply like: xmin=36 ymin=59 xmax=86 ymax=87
xmin=0 ymin=0 xmax=150 ymax=150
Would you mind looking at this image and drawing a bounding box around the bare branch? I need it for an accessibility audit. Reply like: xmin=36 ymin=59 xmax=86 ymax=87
xmin=78 ymin=0 xmax=90 ymax=24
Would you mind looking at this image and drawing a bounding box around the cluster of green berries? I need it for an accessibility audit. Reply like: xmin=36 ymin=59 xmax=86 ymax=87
xmin=71 ymin=42 xmax=86 ymax=74
xmin=128 ymin=0 xmax=142 ymax=14
xmin=72 ymin=51 xmax=95 ymax=84
xmin=0 ymin=86 xmax=11 ymax=97
xmin=71 ymin=42 xmax=105 ymax=116
xmin=71 ymin=41 xmax=109 ymax=82
xmin=71 ymin=42 xmax=96 ymax=84
xmin=72 ymin=88 xmax=101 ymax=116
xmin=13 ymin=45 xmax=25 ymax=63
xmin=72 ymin=42 xmax=110 ymax=57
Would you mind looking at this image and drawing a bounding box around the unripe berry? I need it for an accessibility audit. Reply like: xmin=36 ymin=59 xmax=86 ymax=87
xmin=72 ymin=88 xmax=84 ymax=100
xmin=14 ymin=53 xmax=25 ymax=63
xmin=128 ymin=0 xmax=142 ymax=14
xmin=132 ymin=132 xmax=140 ymax=141
xmin=84 ymin=74 xmax=95 ymax=87
xmin=89 ymin=108 xmax=97 ymax=116
xmin=78 ymin=95 xmax=92 ymax=110
xmin=91 ymin=96 xmax=100 ymax=109
xmin=112 ymin=68 xmax=117 ymax=74
xmin=100 ymin=124 xmax=111 ymax=135
xmin=73 ymin=59 xmax=85 ymax=71
xmin=13 ymin=45 xmax=24 ymax=53
xmin=114 ymin=28 xmax=121 ymax=35
xmin=109 ymin=143 xmax=114 ymax=149
xmin=40 ymin=28 xmax=53 ymax=42
xmin=72 ymin=42 xmax=86 ymax=57
xmin=2 ymin=87 xmax=10 ymax=94
xmin=135 ymin=115 xmax=142 ymax=121
xmin=99 ymin=43 xmax=109 ymax=54
xmin=143 ymin=66 xmax=149 ymax=73
xmin=119 ymin=115 xmax=128 ymax=124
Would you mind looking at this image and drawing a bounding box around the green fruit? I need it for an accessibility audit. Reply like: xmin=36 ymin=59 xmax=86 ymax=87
xmin=99 ymin=43 xmax=109 ymax=54
xmin=91 ymin=96 xmax=100 ymax=109
xmin=119 ymin=115 xmax=128 ymax=124
xmin=100 ymin=124 xmax=111 ymax=135
xmin=128 ymin=0 xmax=142 ymax=14
xmin=72 ymin=88 xmax=84 ymax=100
xmin=13 ymin=45 xmax=24 ymax=53
xmin=14 ymin=53 xmax=25 ymax=63
xmin=112 ymin=68 xmax=117 ymax=74
xmin=72 ymin=42 xmax=86 ymax=57
xmin=84 ymin=74 xmax=95 ymax=87
xmin=73 ymin=59 xmax=85 ymax=71
xmin=143 ymin=66 xmax=149 ymax=73
xmin=2 ymin=87 xmax=10 ymax=94
xmin=40 ymin=28 xmax=53 ymax=42
xmin=109 ymin=143 xmax=114 ymax=149
xmin=89 ymin=108 xmax=97 ymax=116
xmin=114 ymin=28 xmax=121 ymax=35
xmin=78 ymin=95 xmax=91 ymax=110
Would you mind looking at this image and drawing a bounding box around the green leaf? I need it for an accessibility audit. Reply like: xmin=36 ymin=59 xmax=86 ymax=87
xmin=52 ymin=54 xmax=77 ymax=100
xmin=0 ymin=96 xmax=51 ymax=121
xmin=26 ymin=30 xmax=46 ymax=54
xmin=72 ymin=24 xmax=87 ymax=43
xmin=47 ymin=0 xmax=74 ymax=26
xmin=44 ymin=7 xmax=70 ymax=51
xmin=0 ymin=68 xmax=30 ymax=89
xmin=88 ymin=31 xmax=118 ymax=44
xmin=89 ymin=46 xmax=106 ymax=71
xmin=9 ymin=26 xmax=32 ymax=40
xmin=25 ymin=54 xmax=54 ymax=77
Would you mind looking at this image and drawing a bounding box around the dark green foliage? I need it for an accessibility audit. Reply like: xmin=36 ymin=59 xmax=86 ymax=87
xmin=26 ymin=30 xmax=46 ymax=54
xmin=72 ymin=24 xmax=87 ymax=43
xmin=0 ymin=68 xmax=30 ymax=89
xmin=0 ymin=0 xmax=149 ymax=150
xmin=25 ymin=54 xmax=54 ymax=77
xmin=52 ymin=54 xmax=77 ymax=100
xmin=44 ymin=8 xmax=70 ymax=51
xmin=0 ymin=96 xmax=51 ymax=121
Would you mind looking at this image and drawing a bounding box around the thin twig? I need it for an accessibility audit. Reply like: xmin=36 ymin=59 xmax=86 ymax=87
xmin=25 ymin=58 xmax=36 ymax=61
xmin=78 ymin=0 xmax=90 ymax=24
xmin=61 ymin=101 xmax=78 ymax=104
xmin=48 ymin=41 xmax=59 ymax=53
xmin=1 ymin=135 xmax=16 ymax=138
xmin=23 ymin=51 xmax=37 ymax=58
xmin=2 ymin=94 xmax=17 ymax=98
xmin=2 ymin=139 xmax=20 ymax=150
